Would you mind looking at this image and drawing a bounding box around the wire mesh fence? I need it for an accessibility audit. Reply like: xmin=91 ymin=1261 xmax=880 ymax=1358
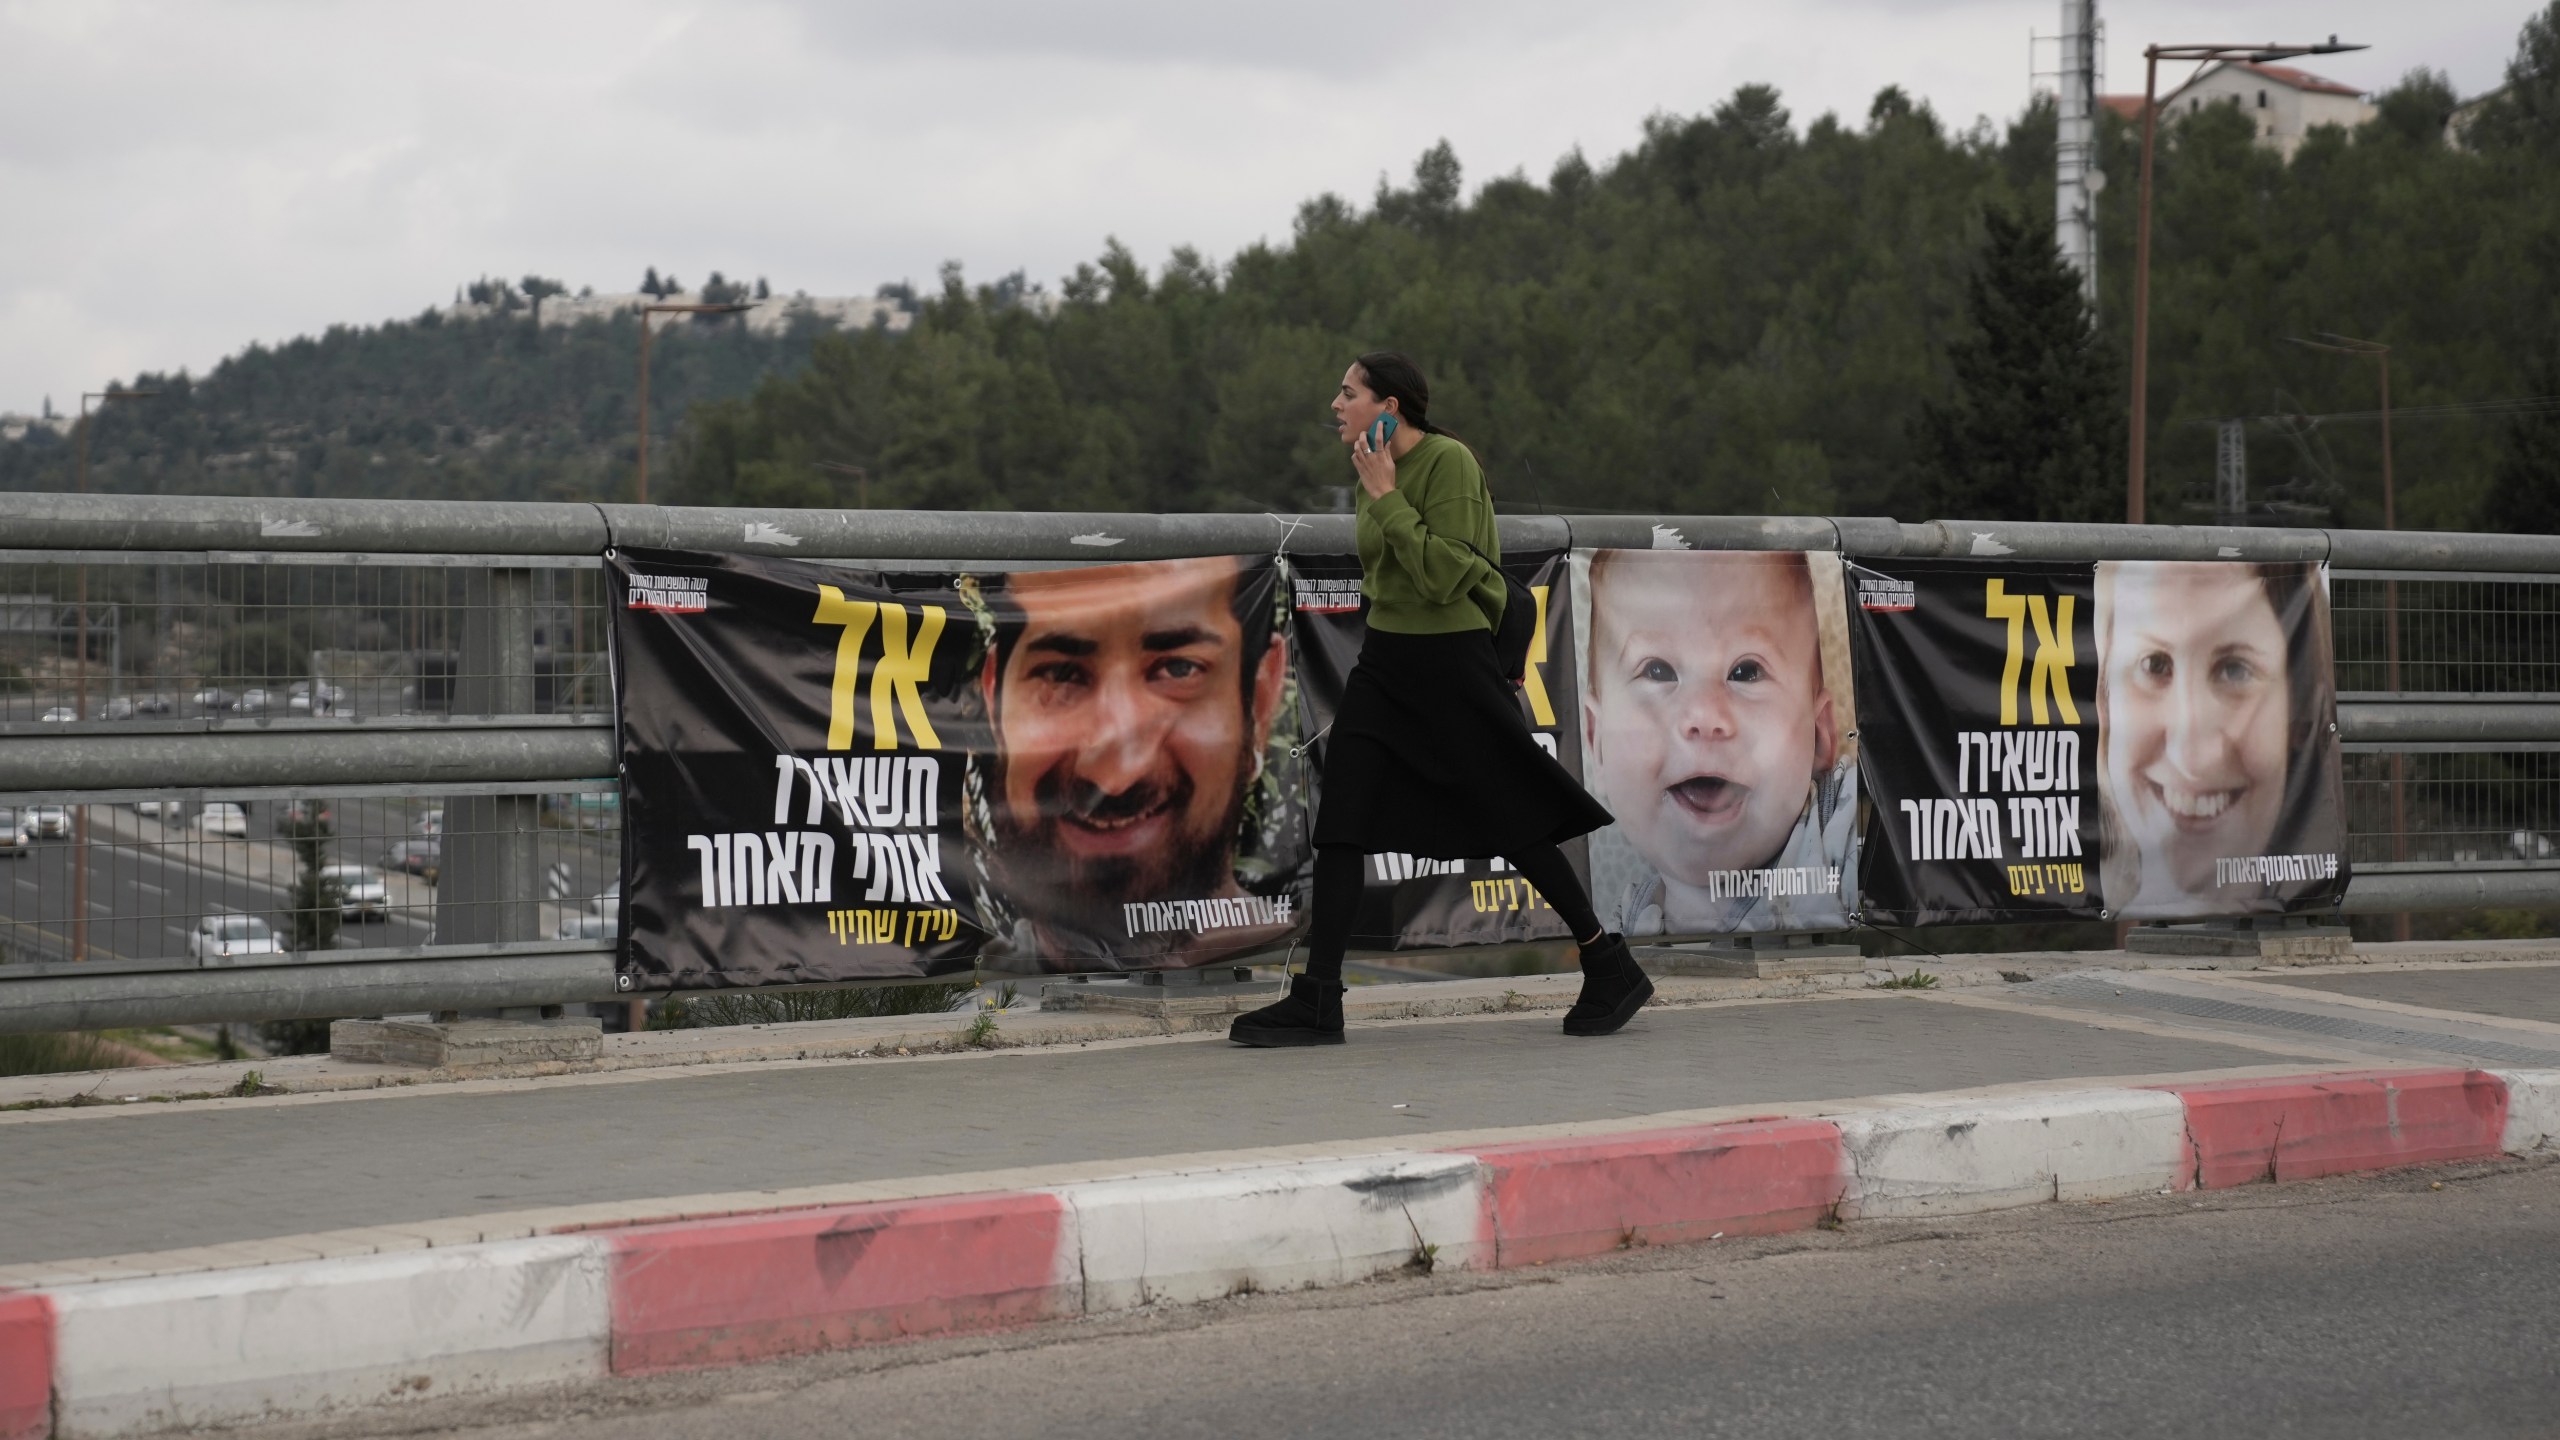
xmin=2332 ymin=573 xmax=2560 ymax=694
xmin=0 ymin=558 xmax=608 ymax=725
xmin=2342 ymin=750 xmax=2560 ymax=868
xmin=0 ymin=785 xmax=620 ymax=970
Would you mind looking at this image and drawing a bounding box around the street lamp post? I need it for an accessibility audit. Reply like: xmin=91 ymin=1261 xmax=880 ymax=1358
xmin=2126 ymin=39 xmax=2365 ymax=524
xmin=2294 ymin=332 xmax=2406 ymax=941
xmin=70 ymin=386 xmax=158 ymax=963
xmin=634 ymin=302 xmax=753 ymax=505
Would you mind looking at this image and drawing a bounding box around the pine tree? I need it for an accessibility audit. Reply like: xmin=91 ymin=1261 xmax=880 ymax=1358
xmin=1911 ymin=204 xmax=2121 ymax=521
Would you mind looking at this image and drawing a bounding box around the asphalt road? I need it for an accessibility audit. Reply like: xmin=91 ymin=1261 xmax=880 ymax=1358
xmin=0 ymin=793 xmax=613 ymax=962
xmin=247 ymin=1157 xmax=2560 ymax=1440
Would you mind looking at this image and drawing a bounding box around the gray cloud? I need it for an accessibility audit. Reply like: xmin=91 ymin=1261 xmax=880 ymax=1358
xmin=0 ymin=0 xmax=2528 ymax=415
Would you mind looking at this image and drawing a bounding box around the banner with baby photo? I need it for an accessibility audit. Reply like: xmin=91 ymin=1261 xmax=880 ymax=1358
xmin=1289 ymin=549 xmax=1588 ymax=950
xmin=610 ymin=548 xmax=1313 ymax=991
xmin=1845 ymin=557 xmax=2346 ymax=926
xmin=1568 ymin=549 xmax=1859 ymax=938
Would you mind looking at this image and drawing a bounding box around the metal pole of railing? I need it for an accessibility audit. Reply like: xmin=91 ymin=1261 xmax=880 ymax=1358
xmin=435 ymin=568 xmax=544 ymax=991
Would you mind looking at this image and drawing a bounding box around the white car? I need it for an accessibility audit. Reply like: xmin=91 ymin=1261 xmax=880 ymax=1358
xmin=189 ymin=913 xmax=283 ymax=963
xmin=556 ymin=912 xmax=613 ymax=940
xmin=585 ymin=882 xmax=621 ymax=917
xmin=412 ymin=808 xmax=444 ymax=837
xmin=0 ymin=810 xmax=27 ymax=858
xmin=22 ymin=805 xmax=69 ymax=840
xmin=38 ymin=707 xmax=75 ymax=723
xmin=194 ymin=802 xmax=250 ymax=838
xmin=319 ymin=863 xmax=389 ymax=920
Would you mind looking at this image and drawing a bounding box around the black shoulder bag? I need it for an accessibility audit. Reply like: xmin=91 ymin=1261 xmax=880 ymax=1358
xmin=1459 ymin=537 xmax=1536 ymax=687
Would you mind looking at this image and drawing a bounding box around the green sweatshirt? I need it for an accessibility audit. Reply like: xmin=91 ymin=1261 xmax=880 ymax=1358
xmin=1354 ymin=432 xmax=1506 ymax=634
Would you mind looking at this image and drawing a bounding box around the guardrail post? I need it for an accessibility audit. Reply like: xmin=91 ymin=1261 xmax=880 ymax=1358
xmin=435 ymin=568 xmax=541 ymax=953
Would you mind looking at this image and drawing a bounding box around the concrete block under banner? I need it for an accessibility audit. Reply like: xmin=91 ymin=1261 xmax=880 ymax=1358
xmin=2123 ymin=921 xmax=2355 ymax=966
xmin=330 ymin=1016 xmax=604 ymax=1068
xmin=1039 ymin=968 xmax=1278 ymax=1020
xmin=1636 ymin=937 xmax=1867 ymax=980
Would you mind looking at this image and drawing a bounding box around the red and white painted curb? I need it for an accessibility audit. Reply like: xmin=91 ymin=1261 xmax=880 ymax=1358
xmin=6 ymin=1065 xmax=2555 ymax=1438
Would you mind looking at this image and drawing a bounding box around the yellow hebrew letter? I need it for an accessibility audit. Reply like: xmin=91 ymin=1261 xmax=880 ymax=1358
xmin=1522 ymin=585 xmax=1557 ymax=728
xmin=2026 ymin=595 xmax=2081 ymax=726
xmin=869 ymin=604 xmax=946 ymax=751
xmin=1985 ymin=580 xmax=2028 ymax=726
xmin=812 ymin=586 xmax=878 ymax=751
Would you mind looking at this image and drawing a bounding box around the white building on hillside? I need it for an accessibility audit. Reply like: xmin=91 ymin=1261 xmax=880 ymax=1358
xmin=2161 ymin=60 xmax=2375 ymax=159
xmin=441 ymin=290 xmax=921 ymax=336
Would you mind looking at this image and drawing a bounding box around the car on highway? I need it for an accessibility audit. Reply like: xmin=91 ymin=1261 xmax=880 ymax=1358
xmin=287 ymin=681 xmax=346 ymax=715
xmin=383 ymin=838 xmax=440 ymax=883
xmin=193 ymin=802 xmax=249 ymax=838
xmin=318 ymin=863 xmax=389 ymax=920
xmin=22 ymin=805 xmax=69 ymax=840
xmin=411 ymin=808 xmax=444 ymax=837
xmin=128 ymin=693 xmax=175 ymax=716
xmin=556 ymin=912 xmax=612 ymax=940
xmin=188 ymin=913 xmax=283 ymax=963
xmin=0 ymin=810 xmax=28 ymax=858
xmin=38 ymin=706 xmax=75 ymax=723
xmin=189 ymin=687 xmax=236 ymax=713
xmin=585 ymin=882 xmax=621 ymax=917
xmin=278 ymin=800 xmax=334 ymax=830
xmin=237 ymin=688 xmax=281 ymax=715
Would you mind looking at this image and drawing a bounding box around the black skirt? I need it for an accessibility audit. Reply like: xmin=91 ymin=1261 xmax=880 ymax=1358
xmin=1311 ymin=627 xmax=1612 ymax=859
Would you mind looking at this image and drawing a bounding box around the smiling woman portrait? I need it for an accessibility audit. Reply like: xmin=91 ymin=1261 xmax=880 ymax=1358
xmin=1229 ymin=351 xmax=1646 ymax=1048
xmin=2094 ymin=560 xmax=2344 ymax=920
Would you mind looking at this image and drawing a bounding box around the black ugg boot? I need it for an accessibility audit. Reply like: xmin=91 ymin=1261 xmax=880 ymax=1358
xmin=1562 ymin=934 xmax=1654 ymax=1037
xmin=1229 ymin=975 xmax=1347 ymax=1047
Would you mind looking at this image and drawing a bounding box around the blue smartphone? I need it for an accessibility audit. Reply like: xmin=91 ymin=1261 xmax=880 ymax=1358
xmin=1367 ymin=413 xmax=1400 ymax=448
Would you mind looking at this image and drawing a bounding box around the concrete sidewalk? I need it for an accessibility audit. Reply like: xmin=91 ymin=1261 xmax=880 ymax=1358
xmin=5 ymin=941 xmax=2556 ymax=1272
xmin=5 ymin=943 xmax=2558 ymax=1438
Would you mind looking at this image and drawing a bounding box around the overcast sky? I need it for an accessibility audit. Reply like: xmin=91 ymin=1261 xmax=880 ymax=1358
xmin=0 ymin=0 xmax=2531 ymax=415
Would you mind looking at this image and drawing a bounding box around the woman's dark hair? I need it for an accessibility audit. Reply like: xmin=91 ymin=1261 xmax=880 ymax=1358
xmin=1352 ymin=351 xmax=1454 ymax=438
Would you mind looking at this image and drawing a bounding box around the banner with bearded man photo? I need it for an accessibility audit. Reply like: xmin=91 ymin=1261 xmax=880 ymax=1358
xmin=610 ymin=549 xmax=1311 ymax=989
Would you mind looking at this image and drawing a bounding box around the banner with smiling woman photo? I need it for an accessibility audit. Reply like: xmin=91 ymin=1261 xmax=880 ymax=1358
xmin=2092 ymin=560 xmax=2348 ymax=921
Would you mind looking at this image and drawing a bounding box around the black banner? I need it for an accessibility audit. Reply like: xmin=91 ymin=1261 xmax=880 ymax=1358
xmin=1289 ymin=549 xmax=1587 ymax=949
xmin=1848 ymin=557 xmax=2346 ymax=925
xmin=610 ymin=549 xmax=1310 ymax=990
xmin=1848 ymin=558 xmax=2104 ymax=925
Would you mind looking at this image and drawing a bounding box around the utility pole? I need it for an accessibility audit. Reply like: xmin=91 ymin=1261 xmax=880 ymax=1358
xmin=70 ymin=386 xmax=158 ymax=963
xmin=2054 ymin=0 xmax=2103 ymax=305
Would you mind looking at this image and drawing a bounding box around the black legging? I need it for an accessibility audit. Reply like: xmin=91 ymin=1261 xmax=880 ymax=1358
xmin=1303 ymin=843 xmax=1602 ymax=983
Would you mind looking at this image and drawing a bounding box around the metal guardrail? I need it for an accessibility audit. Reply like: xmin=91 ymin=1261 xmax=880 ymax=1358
xmin=4 ymin=492 xmax=2560 ymax=1034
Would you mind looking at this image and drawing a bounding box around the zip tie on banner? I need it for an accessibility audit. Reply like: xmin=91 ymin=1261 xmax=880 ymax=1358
xmin=1263 ymin=512 xmax=1313 ymax=557
xmin=1289 ymin=719 xmax=1333 ymax=759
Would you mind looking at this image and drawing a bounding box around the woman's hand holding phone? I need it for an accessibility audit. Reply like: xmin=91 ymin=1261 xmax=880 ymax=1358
xmin=1352 ymin=413 xmax=1399 ymax=499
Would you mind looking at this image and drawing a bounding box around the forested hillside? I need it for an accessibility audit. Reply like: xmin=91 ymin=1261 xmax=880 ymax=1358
xmin=0 ymin=286 xmax=877 ymax=504
xmin=11 ymin=4 xmax=2558 ymax=529
xmin=673 ymin=7 xmax=2560 ymax=529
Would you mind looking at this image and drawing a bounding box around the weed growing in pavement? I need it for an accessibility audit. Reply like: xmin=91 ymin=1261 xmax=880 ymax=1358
xmin=963 ymin=1010 xmax=1000 ymax=1048
xmin=1409 ymin=1241 xmax=1440 ymax=1275
xmin=1872 ymin=969 xmax=1940 ymax=990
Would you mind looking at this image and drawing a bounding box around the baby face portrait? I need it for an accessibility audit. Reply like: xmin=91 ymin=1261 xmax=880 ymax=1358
xmin=1582 ymin=551 xmax=1838 ymax=888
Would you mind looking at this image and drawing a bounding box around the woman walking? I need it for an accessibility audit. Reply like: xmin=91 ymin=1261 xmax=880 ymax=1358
xmin=1231 ymin=352 xmax=1652 ymax=1047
